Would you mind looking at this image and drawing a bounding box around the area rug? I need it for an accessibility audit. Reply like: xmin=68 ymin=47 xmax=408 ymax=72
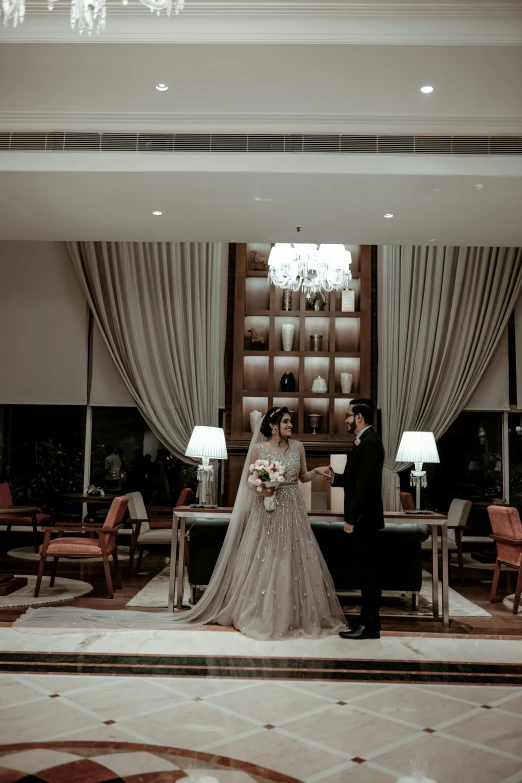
xmin=126 ymin=566 xmax=490 ymax=618
xmin=0 ymin=575 xmax=93 ymax=608
xmin=502 ymin=593 xmax=522 ymax=615
xmin=461 ymin=553 xmax=507 ymax=572
xmin=7 ymin=545 xmax=141 ymax=564
xmin=126 ymin=565 xmax=191 ymax=608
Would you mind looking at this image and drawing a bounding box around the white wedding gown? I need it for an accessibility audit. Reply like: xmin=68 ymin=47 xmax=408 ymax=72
xmin=211 ymin=439 xmax=347 ymax=640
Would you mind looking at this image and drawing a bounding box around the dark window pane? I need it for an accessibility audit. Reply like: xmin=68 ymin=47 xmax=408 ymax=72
xmin=508 ymin=412 xmax=522 ymax=505
xmin=90 ymin=407 xmax=196 ymax=505
xmin=0 ymin=405 xmax=85 ymax=513
xmin=400 ymin=412 xmax=503 ymax=533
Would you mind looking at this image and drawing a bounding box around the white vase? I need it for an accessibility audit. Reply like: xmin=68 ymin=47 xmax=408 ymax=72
xmin=282 ymin=323 xmax=295 ymax=351
xmin=341 ymin=372 xmax=353 ymax=393
xmin=250 ymin=410 xmax=263 ymax=432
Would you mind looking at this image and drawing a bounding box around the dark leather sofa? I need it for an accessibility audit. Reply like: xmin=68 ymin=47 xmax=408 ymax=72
xmin=185 ymin=517 xmax=429 ymax=601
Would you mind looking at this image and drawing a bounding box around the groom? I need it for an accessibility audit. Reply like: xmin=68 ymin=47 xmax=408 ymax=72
xmin=318 ymin=398 xmax=384 ymax=640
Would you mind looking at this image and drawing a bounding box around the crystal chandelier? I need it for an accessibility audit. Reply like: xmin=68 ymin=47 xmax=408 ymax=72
xmin=1 ymin=0 xmax=185 ymax=35
xmin=268 ymin=243 xmax=352 ymax=296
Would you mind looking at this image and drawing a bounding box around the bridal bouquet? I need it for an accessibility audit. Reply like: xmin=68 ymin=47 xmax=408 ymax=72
xmin=248 ymin=459 xmax=286 ymax=511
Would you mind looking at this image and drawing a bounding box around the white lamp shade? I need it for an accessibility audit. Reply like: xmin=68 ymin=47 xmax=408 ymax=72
xmin=185 ymin=426 xmax=228 ymax=460
xmin=395 ymin=431 xmax=440 ymax=464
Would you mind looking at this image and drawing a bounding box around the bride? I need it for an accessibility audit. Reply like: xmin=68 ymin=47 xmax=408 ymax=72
xmin=174 ymin=407 xmax=347 ymax=640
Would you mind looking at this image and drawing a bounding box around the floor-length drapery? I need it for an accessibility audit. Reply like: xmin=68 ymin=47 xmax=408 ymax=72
xmin=68 ymin=242 xmax=223 ymax=460
xmin=378 ymin=245 xmax=522 ymax=510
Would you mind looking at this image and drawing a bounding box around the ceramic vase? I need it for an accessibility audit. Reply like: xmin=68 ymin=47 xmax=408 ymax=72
xmin=280 ymin=372 xmax=296 ymax=392
xmin=282 ymin=323 xmax=295 ymax=351
xmin=310 ymin=334 xmax=323 ymax=351
xmin=341 ymin=372 xmax=353 ymax=393
xmin=311 ymin=375 xmax=327 ymax=393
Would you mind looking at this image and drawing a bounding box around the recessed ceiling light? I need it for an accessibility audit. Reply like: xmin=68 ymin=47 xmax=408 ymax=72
xmin=433 ymin=188 xmax=441 ymax=192
xmin=383 ymin=213 xmax=394 ymax=218
xmin=429 ymin=239 xmax=436 ymax=242
xmin=420 ymin=85 xmax=434 ymax=94
xmin=474 ymin=183 xmax=484 ymax=190
xmin=152 ymin=210 xmax=163 ymax=216
xmin=155 ymin=83 xmax=168 ymax=91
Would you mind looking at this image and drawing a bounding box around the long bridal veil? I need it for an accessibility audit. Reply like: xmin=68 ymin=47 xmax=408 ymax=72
xmin=168 ymin=410 xmax=263 ymax=625
xmin=13 ymin=412 xmax=265 ymax=634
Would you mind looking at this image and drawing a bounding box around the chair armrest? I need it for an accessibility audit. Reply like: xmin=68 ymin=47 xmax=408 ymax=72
xmin=490 ymin=534 xmax=522 ymax=546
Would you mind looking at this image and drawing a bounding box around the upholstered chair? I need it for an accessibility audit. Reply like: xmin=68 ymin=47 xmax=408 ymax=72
xmin=0 ymin=482 xmax=52 ymax=553
xmin=34 ymin=495 xmax=128 ymax=599
xmin=421 ymin=498 xmax=472 ymax=585
xmin=488 ymin=505 xmax=522 ymax=614
xmin=127 ymin=487 xmax=192 ymax=574
xmin=400 ymin=492 xmax=416 ymax=511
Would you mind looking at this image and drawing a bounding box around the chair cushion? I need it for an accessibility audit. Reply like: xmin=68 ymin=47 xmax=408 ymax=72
xmin=44 ymin=537 xmax=116 ymax=556
xmin=137 ymin=529 xmax=172 ymax=544
xmin=148 ymin=516 xmax=172 ymax=530
xmin=0 ymin=515 xmax=37 ymax=525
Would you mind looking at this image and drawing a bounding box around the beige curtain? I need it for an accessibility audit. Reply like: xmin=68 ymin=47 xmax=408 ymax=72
xmin=378 ymin=245 xmax=522 ymax=510
xmin=68 ymin=242 xmax=223 ymax=461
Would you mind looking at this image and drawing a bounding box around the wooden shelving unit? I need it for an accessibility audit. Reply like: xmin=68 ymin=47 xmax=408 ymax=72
xmin=230 ymin=243 xmax=372 ymax=443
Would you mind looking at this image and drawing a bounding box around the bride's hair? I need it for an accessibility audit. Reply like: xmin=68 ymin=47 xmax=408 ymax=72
xmin=260 ymin=407 xmax=292 ymax=438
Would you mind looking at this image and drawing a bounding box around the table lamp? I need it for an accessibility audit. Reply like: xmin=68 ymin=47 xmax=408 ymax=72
xmin=395 ymin=431 xmax=440 ymax=512
xmin=185 ymin=426 xmax=228 ymax=508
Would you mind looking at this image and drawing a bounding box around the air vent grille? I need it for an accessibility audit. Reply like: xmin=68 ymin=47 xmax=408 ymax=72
xmin=1 ymin=132 xmax=521 ymax=155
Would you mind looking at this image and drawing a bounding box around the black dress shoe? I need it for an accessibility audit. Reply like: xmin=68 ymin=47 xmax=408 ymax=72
xmin=339 ymin=624 xmax=380 ymax=640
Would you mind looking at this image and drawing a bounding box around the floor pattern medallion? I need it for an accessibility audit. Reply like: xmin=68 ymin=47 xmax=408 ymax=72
xmin=0 ymin=741 xmax=302 ymax=783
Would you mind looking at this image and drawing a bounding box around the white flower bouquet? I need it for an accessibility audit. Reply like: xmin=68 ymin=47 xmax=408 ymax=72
xmin=248 ymin=458 xmax=286 ymax=511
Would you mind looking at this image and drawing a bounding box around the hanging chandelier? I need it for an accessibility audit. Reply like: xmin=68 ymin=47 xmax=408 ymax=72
xmin=268 ymin=243 xmax=352 ymax=296
xmin=1 ymin=0 xmax=185 ymax=35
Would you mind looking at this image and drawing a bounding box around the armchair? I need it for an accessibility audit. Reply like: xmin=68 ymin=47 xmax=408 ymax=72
xmin=127 ymin=487 xmax=192 ymax=574
xmin=488 ymin=505 xmax=522 ymax=614
xmin=34 ymin=495 xmax=128 ymax=599
xmin=0 ymin=482 xmax=52 ymax=553
xmin=421 ymin=498 xmax=471 ymax=585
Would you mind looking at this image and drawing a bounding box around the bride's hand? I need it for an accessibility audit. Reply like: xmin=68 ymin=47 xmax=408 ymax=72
xmin=257 ymin=486 xmax=275 ymax=497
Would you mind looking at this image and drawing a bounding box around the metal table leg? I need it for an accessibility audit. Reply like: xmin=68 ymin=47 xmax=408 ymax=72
xmin=168 ymin=511 xmax=180 ymax=612
xmin=176 ymin=514 xmax=186 ymax=611
xmin=431 ymin=523 xmax=439 ymax=619
xmin=441 ymin=522 xmax=449 ymax=628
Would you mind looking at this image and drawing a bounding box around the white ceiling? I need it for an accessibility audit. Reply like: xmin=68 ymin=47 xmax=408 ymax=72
xmin=1 ymin=155 xmax=521 ymax=243
xmin=0 ymin=0 xmax=521 ymax=243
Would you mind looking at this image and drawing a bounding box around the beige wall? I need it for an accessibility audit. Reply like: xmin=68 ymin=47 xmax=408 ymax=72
xmin=0 ymin=241 xmax=88 ymax=404
xmin=0 ymin=241 xmax=229 ymax=410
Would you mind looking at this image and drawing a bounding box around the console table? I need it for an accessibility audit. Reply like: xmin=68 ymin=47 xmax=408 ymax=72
xmin=168 ymin=507 xmax=449 ymax=628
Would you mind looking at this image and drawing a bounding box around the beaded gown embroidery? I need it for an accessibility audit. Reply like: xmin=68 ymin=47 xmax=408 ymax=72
xmin=213 ymin=439 xmax=347 ymax=640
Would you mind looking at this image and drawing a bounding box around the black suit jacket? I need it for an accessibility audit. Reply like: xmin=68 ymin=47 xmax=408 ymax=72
xmin=332 ymin=427 xmax=385 ymax=531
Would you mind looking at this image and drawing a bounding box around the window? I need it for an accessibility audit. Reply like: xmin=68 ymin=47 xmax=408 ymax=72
xmin=0 ymin=405 xmax=85 ymax=511
xmin=90 ymin=407 xmax=196 ymax=504
xmin=401 ymin=412 xmax=504 ymax=519
xmin=508 ymin=412 xmax=522 ymax=506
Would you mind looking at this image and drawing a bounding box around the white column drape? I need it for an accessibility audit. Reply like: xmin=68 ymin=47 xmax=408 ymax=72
xmin=68 ymin=241 xmax=223 ymax=461
xmin=378 ymin=245 xmax=522 ymax=510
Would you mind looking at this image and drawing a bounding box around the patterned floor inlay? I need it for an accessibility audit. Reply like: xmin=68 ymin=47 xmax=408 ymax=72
xmin=1 ymin=674 xmax=522 ymax=782
xmin=0 ymin=742 xmax=302 ymax=783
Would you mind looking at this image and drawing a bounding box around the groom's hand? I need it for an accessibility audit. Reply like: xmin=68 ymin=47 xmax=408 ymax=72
xmin=344 ymin=522 xmax=354 ymax=534
xmin=315 ymin=466 xmax=334 ymax=481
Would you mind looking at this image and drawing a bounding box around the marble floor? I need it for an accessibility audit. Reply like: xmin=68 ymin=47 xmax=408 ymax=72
xmin=1 ymin=672 xmax=522 ymax=783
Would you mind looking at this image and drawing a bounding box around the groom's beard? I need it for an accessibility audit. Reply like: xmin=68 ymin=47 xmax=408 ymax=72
xmin=347 ymin=422 xmax=356 ymax=434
